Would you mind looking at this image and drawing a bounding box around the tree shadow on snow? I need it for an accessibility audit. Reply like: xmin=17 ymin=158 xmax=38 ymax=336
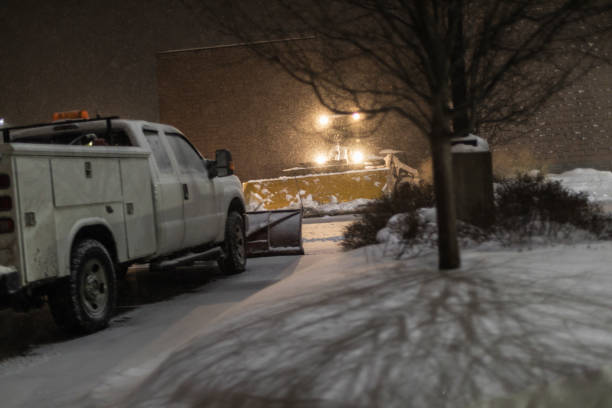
xmin=120 ymin=256 xmax=612 ymax=408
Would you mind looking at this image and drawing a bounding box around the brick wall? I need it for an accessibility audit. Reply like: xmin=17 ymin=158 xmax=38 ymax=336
xmin=491 ymin=43 xmax=612 ymax=174
xmin=157 ymin=42 xmax=612 ymax=181
xmin=157 ymin=44 xmax=428 ymax=181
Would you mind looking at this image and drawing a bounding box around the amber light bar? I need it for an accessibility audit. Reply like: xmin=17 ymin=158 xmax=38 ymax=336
xmin=53 ymin=110 xmax=90 ymax=121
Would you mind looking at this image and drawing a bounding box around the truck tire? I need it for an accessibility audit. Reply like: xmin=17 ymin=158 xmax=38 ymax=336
xmin=48 ymin=239 xmax=117 ymax=333
xmin=218 ymin=211 xmax=247 ymax=275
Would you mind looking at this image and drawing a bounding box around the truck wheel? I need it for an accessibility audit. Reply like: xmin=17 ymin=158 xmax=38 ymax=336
xmin=218 ymin=211 xmax=247 ymax=275
xmin=48 ymin=239 xmax=117 ymax=333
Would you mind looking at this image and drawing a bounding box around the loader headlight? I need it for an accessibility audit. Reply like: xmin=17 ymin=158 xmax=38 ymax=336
xmin=318 ymin=115 xmax=330 ymax=127
xmin=352 ymin=150 xmax=364 ymax=164
xmin=314 ymin=154 xmax=327 ymax=165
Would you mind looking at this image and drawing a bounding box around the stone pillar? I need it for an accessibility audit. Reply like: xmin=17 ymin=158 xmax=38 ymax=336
xmin=451 ymin=137 xmax=495 ymax=228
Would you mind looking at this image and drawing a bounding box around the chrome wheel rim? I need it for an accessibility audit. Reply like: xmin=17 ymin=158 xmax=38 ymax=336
xmin=79 ymin=259 xmax=109 ymax=319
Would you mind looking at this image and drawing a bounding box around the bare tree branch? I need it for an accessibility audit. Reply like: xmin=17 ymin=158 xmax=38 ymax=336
xmin=191 ymin=0 xmax=612 ymax=269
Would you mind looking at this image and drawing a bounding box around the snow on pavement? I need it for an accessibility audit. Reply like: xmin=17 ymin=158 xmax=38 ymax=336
xmin=302 ymin=214 xmax=358 ymax=254
xmin=3 ymin=168 xmax=612 ymax=407
xmin=115 ymin=240 xmax=612 ymax=408
xmin=0 ymin=215 xmax=354 ymax=408
xmin=0 ymin=255 xmax=306 ymax=408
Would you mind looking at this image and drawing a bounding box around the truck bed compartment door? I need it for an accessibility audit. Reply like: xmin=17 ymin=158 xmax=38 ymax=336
xmin=15 ymin=157 xmax=58 ymax=283
xmin=120 ymin=158 xmax=156 ymax=259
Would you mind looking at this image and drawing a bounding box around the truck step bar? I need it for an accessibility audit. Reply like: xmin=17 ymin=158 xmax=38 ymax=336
xmin=156 ymin=247 xmax=224 ymax=269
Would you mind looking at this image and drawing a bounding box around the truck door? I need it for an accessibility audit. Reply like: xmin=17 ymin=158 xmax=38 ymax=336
xmin=163 ymin=132 xmax=219 ymax=248
xmin=143 ymin=128 xmax=185 ymax=255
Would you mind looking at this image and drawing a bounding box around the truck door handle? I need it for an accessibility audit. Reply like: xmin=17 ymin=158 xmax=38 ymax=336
xmin=182 ymin=183 xmax=189 ymax=200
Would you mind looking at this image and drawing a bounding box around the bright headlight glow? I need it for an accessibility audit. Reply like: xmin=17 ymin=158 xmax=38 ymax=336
xmin=318 ymin=115 xmax=330 ymax=126
xmin=314 ymin=154 xmax=327 ymax=165
xmin=352 ymin=150 xmax=364 ymax=164
xmin=352 ymin=112 xmax=361 ymax=121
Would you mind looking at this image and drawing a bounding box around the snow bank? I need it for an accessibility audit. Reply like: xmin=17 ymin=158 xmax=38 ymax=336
xmin=548 ymin=168 xmax=612 ymax=203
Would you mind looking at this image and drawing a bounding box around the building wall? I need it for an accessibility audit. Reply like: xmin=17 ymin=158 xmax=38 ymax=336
xmin=157 ymin=45 xmax=429 ymax=181
xmin=158 ymin=41 xmax=612 ymax=182
xmin=0 ymin=0 xmax=225 ymax=126
xmin=490 ymin=37 xmax=612 ymax=175
xmin=2 ymin=1 xmax=610 ymax=180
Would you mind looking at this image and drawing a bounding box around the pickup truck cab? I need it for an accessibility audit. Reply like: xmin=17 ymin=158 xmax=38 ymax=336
xmin=0 ymin=115 xmax=247 ymax=333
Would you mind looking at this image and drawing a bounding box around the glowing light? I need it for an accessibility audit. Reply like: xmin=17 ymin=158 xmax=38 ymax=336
xmin=352 ymin=112 xmax=361 ymax=121
xmin=314 ymin=154 xmax=327 ymax=165
xmin=0 ymin=118 xmax=4 ymax=126
xmin=53 ymin=110 xmax=89 ymax=121
xmin=352 ymin=150 xmax=364 ymax=164
xmin=318 ymin=115 xmax=330 ymax=126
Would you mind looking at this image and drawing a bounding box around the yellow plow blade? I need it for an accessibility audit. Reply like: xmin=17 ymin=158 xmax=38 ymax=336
xmin=243 ymin=168 xmax=388 ymax=211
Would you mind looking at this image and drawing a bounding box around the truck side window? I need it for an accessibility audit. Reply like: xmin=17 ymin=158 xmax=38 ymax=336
xmin=144 ymin=130 xmax=173 ymax=174
xmin=165 ymin=133 xmax=205 ymax=175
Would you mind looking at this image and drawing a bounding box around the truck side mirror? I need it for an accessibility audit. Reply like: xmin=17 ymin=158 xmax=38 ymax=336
xmin=215 ymin=149 xmax=234 ymax=177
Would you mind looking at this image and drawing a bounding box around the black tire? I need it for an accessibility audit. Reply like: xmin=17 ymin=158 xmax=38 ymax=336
xmin=218 ymin=211 xmax=247 ymax=275
xmin=48 ymin=239 xmax=117 ymax=334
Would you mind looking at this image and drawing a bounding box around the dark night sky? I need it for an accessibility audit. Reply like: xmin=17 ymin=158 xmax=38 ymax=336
xmin=0 ymin=0 xmax=230 ymax=125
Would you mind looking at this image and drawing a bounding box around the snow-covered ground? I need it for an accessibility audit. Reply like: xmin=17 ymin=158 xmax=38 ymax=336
xmin=0 ymin=216 xmax=352 ymax=408
xmin=0 ymin=256 xmax=306 ymax=408
xmin=106 ymin=168 xmax=612 ymax=408
xmin=302 ymin=214 xmax=359 ymax=254
xmin=115 ymin=241 xmax=612 ymax=408
xmin=1 ymin=168 xmax=612 ymax=408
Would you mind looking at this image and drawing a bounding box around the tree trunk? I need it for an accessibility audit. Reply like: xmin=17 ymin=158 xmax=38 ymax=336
xmin=430 ymin=133 xmax=461 ymax=270
xmin=450 ymin=0 xmax=470 ymax=137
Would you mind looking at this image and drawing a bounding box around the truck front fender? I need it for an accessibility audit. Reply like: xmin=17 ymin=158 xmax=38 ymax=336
xmin=214 ymin=176 xmax=246 ymax=243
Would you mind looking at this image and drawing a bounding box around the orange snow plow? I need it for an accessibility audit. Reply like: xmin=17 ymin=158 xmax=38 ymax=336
xmin=246 ymin=210 xmax=304 ymax=256
xmin=243 ymin=168 xmax=389 ymax=212
xmin=242 ymin=152 xmax=418 ymax=257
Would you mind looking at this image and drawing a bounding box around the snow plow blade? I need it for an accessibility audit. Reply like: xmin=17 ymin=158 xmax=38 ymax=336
xmin=246 ymin=210 xmax=304 ymax=257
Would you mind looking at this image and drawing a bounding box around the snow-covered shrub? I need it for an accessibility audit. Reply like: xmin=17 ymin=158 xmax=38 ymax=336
xmin=344 ymin=173 xmax=612 ymax=252
xmin=494 ymin=173 xmax=611 ymax=241
xmin=341 ymin=182 xmax=434 ymax=250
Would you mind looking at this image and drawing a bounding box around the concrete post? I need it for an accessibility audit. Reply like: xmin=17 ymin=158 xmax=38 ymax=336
xmin=452 ymin=138 xmax=495 ymax=228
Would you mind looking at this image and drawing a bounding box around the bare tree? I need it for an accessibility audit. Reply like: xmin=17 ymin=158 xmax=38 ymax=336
xmin=194 ymin=0 xmax=612 ymax=269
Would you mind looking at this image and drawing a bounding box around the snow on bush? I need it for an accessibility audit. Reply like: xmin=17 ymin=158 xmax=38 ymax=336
xmin=347 ymin=172 xmax=612 ymax=254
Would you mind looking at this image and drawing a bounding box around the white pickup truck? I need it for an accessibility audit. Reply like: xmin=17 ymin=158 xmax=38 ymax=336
xmin=0 ymin=115 xmax=248 ymax=333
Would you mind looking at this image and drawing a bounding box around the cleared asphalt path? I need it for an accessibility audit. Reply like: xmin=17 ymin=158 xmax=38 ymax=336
xmin=0 ymin=215 xmax=355 ymax=408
